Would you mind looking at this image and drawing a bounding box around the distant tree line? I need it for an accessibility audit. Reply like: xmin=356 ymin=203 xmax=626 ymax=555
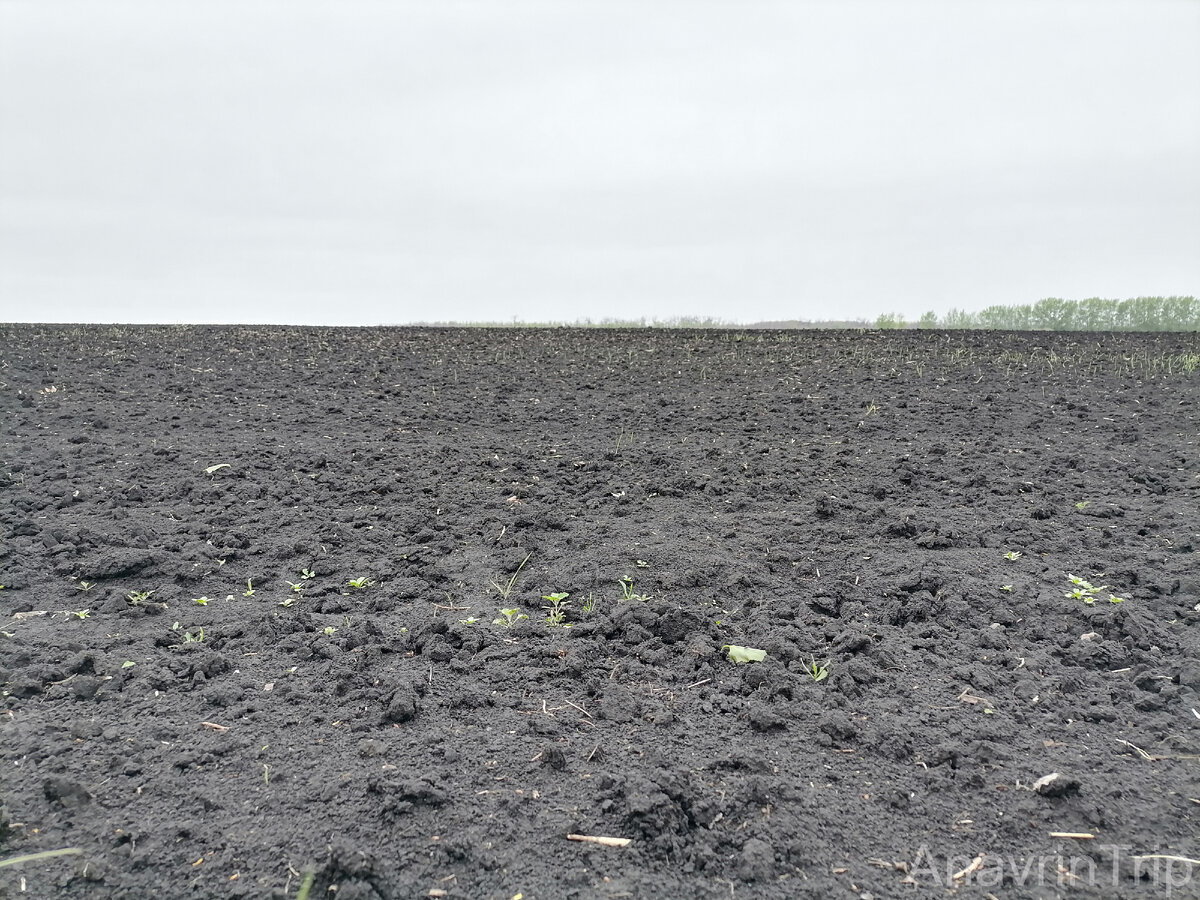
xmin=416 ymin=297 xmax=1198 ymax=331
xmin=875 ymin=296 xmax=1199 ymax=331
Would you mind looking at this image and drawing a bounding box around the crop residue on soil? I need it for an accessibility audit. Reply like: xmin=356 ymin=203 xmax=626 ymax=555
xmin=1 ymin=325 xmax=1199 ymax=899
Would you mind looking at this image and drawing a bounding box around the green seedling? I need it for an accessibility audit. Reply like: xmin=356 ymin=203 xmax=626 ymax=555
xmin=1064 ymin=573 xmax=1124 ymax=605
xmin=121 ymin=661 xmax=136 ymax=669
xmin=286 ymin=581 xmax=303 ymax=593
xmin=203 ymin=463 xmax=231 ymax=475
xmin=69 ymin=609 xmax=90 ymax=620
xmin=723 ymin=644 xmax=767 ymax=664
xmin=618 ymin=576 xmax=652 ymax=602
xmin=296 ymin=869 xmax=316 ymax=900
xmin=636 ymin=559 xmax=649 ymax=568
xmin=1000 ymin=584 xmax=1013 ymax=592
xmin=1003 ymin=551 xmax=1022 ymax=561
xmin=126 ymin=589 xmax=156 ymax=604
xmin=76 ymin=581 xmax=93 ymax=591
xmin=1075 ymin=501 xmax=1091 ymax=510
xmin=193 ymin=596 xmax=210 ymax=606
xmin=279 ymin=596 xmax=298 ymax=608
xmin=243 ymin=580 xmax=255 ymax=596
xmin=170 ymin=624 xmax=205 ymax=643
xmin=806 ymin=657 xmax=831 ymax=682
xmin=459 ymin=616 xmax=479 ymax=626
xmin=582 ymin=592 xmax=597 ymax=615
xmin=348 ymin=576 xmax=373 ymax=589
xmin=323 ymin=626 xmax=338 ymax=636
xmin=301 ymin=568 xmax=316 ymax=580
xmin=542 ymin=592 xmax=571 ymax=627
xmin=493 ymin=607 xmax=528 ymax=628
xmin=492 ymin=552 xmax=531 ymax=601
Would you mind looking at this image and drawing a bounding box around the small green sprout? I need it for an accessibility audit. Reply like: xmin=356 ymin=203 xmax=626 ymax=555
xmin=203 ymin=463 xmax=231 ymax=475
xmin=69 ymin=609 xmax=90 ymax=620
xmin=126 ymin=589 xmax=156 ymax=604
xmin=723 ymin=644 xmax=766 ymax=664
xmin=1063 ymin=573 xmax=1124 ymax=605
xmin=459 ymin=616 xmax=479 ymax=626
xmin=492 ymin=552 xmax=532 ymax=600
xmin=493 ymin=608 xmax=528 ymax=628
xmin=806 ymin=657 xmax=830 ymax=682
xmin=182 ymin=628 xmax=205 ymax=643
xmin=301 ymin=568 xmax=317 ymax=580
xmin=582 ymin=592 xmax=597 ymax=615
xmin=1067 ymin=573 xmax=1102 ymax=591
xmin=296 ymin=870 xmax=315 ymax=900
xmin=618 ymin=576 xmax=652 ymax=602
xmin=1003 ymin=551 xmax=1022 ymax=561
xmin=1075 ymin=501 xmax=1091 ymax=510
xmin=243 ymin=580 xmax=255 ymax=597
xmin=323 ymin=626 xmax=338 ymax=636
xmin=279 ymin=596 xmax=298 ymax=608
xmin=286 ymin=581 xmax=303 ymax=593
xmin=542 ymin=592 xmax=571 ymax=627
xmin=347 ymin=576 xmax=373 ymax=589
xmin=121 ymin=661 xmax=136 ymax=669
xmin=192 ymin=596 xmax=210 ymax=606
xmin=76 ymin=581 xmax=94 ymax=591
xmin=636 ymin=559 xmax=649 ymax=568
xmin=1000 ymin=584 xmax=1013 ymax=592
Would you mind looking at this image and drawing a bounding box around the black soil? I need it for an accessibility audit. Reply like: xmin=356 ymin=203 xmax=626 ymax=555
xmin=2 ymin=326 xmax=1198 ymax=899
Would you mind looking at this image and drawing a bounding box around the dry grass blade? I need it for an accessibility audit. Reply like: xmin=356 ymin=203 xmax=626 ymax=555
xmin=566 ymin=834 xmax=631 ymax=848
xmin=0 ymin=848 xmax=83 ymax=869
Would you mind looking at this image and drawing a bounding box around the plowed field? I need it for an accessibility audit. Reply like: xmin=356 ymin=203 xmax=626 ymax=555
xmin=2 ymin=326 xmax=1198 ymax=899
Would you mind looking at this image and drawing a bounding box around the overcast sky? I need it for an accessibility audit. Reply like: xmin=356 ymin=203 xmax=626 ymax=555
xmin=2 ymin=1 xmax=1198 ymax=325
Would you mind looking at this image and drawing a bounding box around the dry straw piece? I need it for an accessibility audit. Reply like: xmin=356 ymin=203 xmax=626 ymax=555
xmin=566 ymin=834 xmax=632 ymax=848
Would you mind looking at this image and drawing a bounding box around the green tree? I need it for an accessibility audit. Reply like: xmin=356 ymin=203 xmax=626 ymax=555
xmin=875 ymin=312 xmax=905 ymax=329
xmin=943 ymin=308 xmax=977 ymax=329
xmin=1076 ymin=297 xmax=1112 ymax=330
xmin=1031 ymin=298 xmax=1074 ymax=330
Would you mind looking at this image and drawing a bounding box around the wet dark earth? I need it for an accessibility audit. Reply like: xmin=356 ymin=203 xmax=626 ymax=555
xmin=1 ymin=325 xmax=1198 ymax=899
